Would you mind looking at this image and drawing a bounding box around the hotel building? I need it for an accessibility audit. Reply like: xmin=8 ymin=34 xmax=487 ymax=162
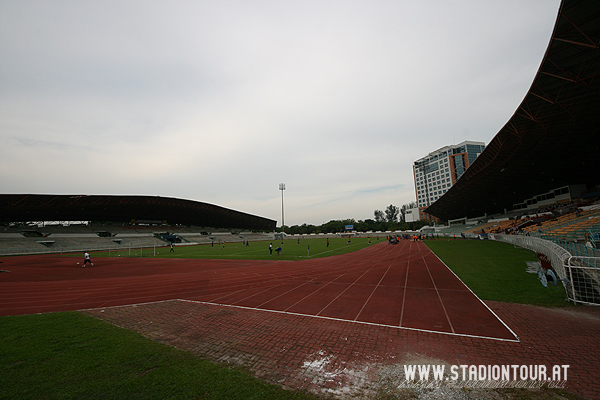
xmin=413 ymin=141 xmax=486 ymax=214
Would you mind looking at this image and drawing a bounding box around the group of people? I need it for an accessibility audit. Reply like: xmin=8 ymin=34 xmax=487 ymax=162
xmin=387 ymin=234 xmax=429 ymax=244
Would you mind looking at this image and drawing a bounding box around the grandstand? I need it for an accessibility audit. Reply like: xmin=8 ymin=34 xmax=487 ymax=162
xmin=432 ymin=223 xmax=479 ymax=236
xmin=0 ymin=194 xmax=276 ymax=256
xmin=0 ymin=223 xmax=274 ymax=256
xmin=520 ymin=205 xmax=600 ymax=238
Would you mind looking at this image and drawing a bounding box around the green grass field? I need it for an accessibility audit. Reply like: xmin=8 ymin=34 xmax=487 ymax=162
xmin=92 ymin=236 xmax=383 ymax=260
xmin=2 ymin=237 xmax=575 ymax=399
xmin=425 ymin=239 xmax=570 ymax=308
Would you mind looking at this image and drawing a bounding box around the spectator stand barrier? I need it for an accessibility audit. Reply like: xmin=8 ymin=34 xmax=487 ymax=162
xmin=489 ymin=234 xmax=600 ymax=305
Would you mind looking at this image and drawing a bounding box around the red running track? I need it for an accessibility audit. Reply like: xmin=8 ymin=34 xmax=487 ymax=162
xmin=0 ymin=241 xmax=517 ymax=341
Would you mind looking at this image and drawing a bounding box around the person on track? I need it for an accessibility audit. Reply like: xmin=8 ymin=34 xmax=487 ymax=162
xmin=83 ymin=251 xmax=93 ymax=267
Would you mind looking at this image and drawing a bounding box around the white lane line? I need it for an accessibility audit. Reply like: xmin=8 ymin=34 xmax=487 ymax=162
xmin=422 ymin=249 xmax=455 ymax=334
xmin=176 ymin=299 xmax=520 ymax=342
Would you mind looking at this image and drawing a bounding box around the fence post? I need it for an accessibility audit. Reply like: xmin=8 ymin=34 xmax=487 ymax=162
xmin=569 ymin=259 xmax=576 ymax=303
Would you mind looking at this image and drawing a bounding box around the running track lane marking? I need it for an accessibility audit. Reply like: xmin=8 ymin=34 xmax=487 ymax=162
xmin=422 ymin=249 xmax=455 ymax=334
xmin=428 ymin=247 xmax=520 ymax=342
xmin=398 ymin=241 xmax=412 ymax=328
xmin=315 ymin=268 xmax=372 ymax=316
xmin=352 ymin=241 xmax=404 ymax=322
xmin=78 ymin=297 xmax=519 ymax=343
xmin=282 ymin=274 xmax=345 ymax=313
xmin=222 ymin=280 xmax=291 ymax=306
xmin=255 ymin=278 xmax=317 ymax=309
xmin=170 ymin=299 xmax=521 ymax=342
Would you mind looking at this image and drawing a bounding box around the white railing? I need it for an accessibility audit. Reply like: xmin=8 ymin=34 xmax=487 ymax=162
xmin=566 ymin=256 xmax=600 ymax=305
xmin=489 ymin=234 xmax=599 ymax=305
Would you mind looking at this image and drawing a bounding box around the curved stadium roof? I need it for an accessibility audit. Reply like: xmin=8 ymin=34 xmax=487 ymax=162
xmin=425 ymin=0 xmax=600 ymax=221
xmin=0 ymin=194 xmax=276 ymax=231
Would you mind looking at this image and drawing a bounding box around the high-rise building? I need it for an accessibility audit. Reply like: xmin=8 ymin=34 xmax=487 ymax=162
xmin=413 ymin=141 xmax=485 ymax=211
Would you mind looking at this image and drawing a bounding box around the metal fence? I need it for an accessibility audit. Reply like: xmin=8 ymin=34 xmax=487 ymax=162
xmin=565 ymin=256 xmax=600 ymax=305
xmin=489 ymin=234 xmax=600 ymax=305
xmin=0 ymin=242 xmax=155 ymax=257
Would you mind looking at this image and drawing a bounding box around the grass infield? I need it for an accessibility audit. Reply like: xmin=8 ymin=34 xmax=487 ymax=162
xmin=90 ymin=236 xmax=382 ymax=260
xmin=1 ymin=237 xmax=574 ymax=399
xmin=425 ymin=239 xmax=570 ymax=308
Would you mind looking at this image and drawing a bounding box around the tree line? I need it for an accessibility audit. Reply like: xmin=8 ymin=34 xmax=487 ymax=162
xmin=277 ymin=202 xmax=432 ymax=235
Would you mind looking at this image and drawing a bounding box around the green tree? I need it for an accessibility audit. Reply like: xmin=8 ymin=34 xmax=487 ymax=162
xmin=321 ymin=220 xmax=344 ymax=233
xmin=374 ymin=210 xmax=385 ymax=223
xmin=385 ymin=204 xmax=400 ymax=223
xmin=359 ymin=219 xmax=380 ymax=232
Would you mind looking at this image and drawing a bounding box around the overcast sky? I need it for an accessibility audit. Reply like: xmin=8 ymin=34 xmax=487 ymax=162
xmin=0 ymin=0 xmax=561 ymax=226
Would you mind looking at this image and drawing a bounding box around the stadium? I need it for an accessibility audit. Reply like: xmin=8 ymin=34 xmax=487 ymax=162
xmin=1 ymin=0 xmax=600 ymax=399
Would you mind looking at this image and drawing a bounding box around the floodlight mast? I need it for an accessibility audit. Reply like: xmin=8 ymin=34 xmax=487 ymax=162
xmin=279 ymin=183 xmax=285 ymax=234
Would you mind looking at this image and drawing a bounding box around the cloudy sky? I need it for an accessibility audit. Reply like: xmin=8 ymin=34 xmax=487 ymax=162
xmin=0 ymin=0 xmax=561 ymax=226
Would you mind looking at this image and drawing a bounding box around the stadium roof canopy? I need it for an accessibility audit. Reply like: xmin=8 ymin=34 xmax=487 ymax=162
xmin=0 ymin=194 xmax=276 ymax=231
xmin=425 ymin=0 xmax=600 ymax=221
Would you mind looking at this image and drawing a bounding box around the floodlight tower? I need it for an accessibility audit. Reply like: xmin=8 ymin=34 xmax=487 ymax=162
xmin=279 ymin=183 xmax=285 ymax=233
